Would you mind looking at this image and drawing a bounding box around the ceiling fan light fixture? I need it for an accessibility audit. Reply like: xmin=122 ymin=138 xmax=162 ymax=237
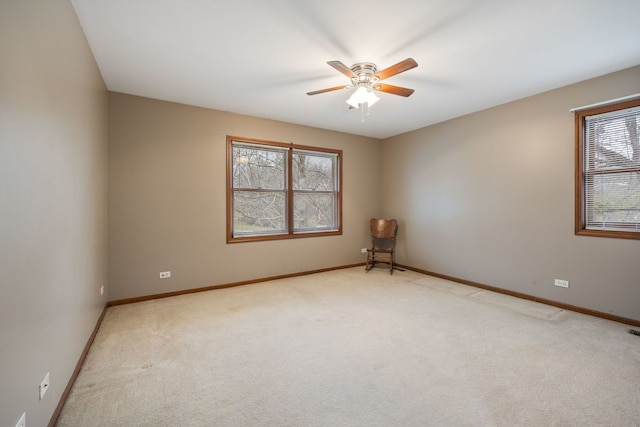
xmin=346 ymin=85 xmax=377 ymax=109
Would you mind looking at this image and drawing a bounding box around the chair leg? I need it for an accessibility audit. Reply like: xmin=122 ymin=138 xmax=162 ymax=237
xmin=389 ymin=255 xmax=395 ymax=275
xmin=365 ymin=250 xmax=374 ymax=272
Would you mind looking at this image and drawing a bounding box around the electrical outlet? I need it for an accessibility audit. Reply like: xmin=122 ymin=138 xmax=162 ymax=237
xmin=159 ymin=271 xmax=171 ymax=279
xmin=554 ymin=279 xmax=569 ymax=288
xmin=15 ymin=412 xmax=25 ymax=427
xmin=100 ymin=285 xmax=104 ymax=296
xmin=39 ymin=372 xmax=49 ymax=400
xmin=361 ymin=248 xmax=367 ymax=253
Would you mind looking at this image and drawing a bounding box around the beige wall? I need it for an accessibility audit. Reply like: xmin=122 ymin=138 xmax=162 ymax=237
xmin=382 ymin=66 xmax=640 ymax=321
xmin=108 ymin=93 xmax=381 ymax=300
xmin=1 ymin=3 xmax=637 ymax=422
xmin=0 ymin=1 xmax=108 ymax=426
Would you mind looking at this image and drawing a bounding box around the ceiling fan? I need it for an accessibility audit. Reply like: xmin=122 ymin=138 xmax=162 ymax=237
xmin=307 ymin=58 xmax=418 ymax=109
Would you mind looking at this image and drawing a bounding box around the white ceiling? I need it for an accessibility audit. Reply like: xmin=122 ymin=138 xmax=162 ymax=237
xmin=70 ymin=0 xmax=640 ymax=139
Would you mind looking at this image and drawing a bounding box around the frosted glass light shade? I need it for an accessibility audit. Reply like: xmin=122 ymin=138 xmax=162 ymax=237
xmin=346 ymin=86 xmax=379 ymax=109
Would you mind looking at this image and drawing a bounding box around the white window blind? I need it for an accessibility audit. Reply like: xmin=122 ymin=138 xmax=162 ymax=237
xmin=583 ymin=106 xmax=640 ymax=231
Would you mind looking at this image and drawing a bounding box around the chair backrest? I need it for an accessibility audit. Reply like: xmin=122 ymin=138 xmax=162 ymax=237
xmin=370 ymin=218 xmax=398 ymax=250
xmin=370 ymin=218 xmax=398 ymax=239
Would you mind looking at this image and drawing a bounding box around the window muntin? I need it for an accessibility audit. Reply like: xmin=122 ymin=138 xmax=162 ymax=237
xmin=227 ymin=137 xmax=341 ymax=242
xmin=576 ymin=99 xmax=640 ymax=239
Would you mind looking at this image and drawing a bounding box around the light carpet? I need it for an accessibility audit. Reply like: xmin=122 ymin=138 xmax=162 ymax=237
xmin=56 ymin=267 xmax=640 ymax=426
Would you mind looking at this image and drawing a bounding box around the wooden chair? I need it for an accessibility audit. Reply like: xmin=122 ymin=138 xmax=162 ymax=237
xmin=365 ymin=218 xmax=398 ymax=274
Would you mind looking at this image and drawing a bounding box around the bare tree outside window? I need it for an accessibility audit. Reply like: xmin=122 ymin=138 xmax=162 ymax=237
xmin=227 ymin=137 xmax=342 ymax=243
xmin=232 ymin=144 xmax=287 ymax=234
xmin=293 ymin=151 xmax=338 ymax=231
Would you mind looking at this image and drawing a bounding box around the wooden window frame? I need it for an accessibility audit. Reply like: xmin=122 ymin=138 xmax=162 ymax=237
xmin=226 ymin=136 xmax=342 ymax=243
xmin=575 ymin=98 xmax=640 ymax=240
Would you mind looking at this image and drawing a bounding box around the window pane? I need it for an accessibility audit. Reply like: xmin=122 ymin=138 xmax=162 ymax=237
xmin=292 ymin=151 xmax=337 ymax=191
xmin=293 ymin=192 xmax=337 ymax=231
xmin=587 ymin=172 xmax=640 ymax=227
xmin=586 ymin=108 xmax=640 ymax=171
xmin=233 ymin=191 xmax=286 ymax=235
xmin=233 ymin=144 xmax=286 ymax=190
xmin=578 ymin=100 xmax=640 ymax=237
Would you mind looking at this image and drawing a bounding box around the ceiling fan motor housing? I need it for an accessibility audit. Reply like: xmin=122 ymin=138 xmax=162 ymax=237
xmin=350 ymin=62 xmax=379 ymax=86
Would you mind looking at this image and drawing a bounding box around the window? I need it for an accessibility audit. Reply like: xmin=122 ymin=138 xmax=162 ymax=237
xmin=575 ymin=98 xmax=640 ymax=239
xmin=227 ymin=136 xmax=342 ymax=242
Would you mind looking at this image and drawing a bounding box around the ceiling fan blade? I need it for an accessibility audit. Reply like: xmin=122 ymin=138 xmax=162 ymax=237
xmin=374 ymin=84 xmax=415 ymax=97
xmin=306 ymin=85 xmax=349 ymax=96
xmin=327 ymin=61 xmax=357 ymax=79
xmin=374 ymin=58 xmax=418 ymax=81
